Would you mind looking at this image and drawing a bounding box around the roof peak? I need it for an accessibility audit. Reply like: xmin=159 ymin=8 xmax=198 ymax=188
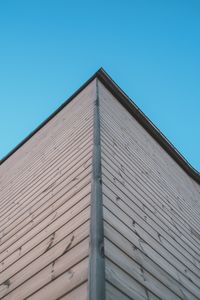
xmin=1 ymin=68 xmax=199 ymax=184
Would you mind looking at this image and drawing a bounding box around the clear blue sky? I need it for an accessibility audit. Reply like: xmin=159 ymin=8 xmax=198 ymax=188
xmin=0 ymin=0 xmax=199 ymax=171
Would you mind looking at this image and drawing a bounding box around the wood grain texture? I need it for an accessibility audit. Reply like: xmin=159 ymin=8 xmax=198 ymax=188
xmin=105 ymin=282 xmax=131 ymax=300
xmin=0 ymin=79 xmax=97 ymax=299
xmin=99 ymin=81 xmax=200 ymax=300
xmin=1 ymin=73 xmax=200 ymax=300
xmin=58 ymin=282 xmax=88 ymax=300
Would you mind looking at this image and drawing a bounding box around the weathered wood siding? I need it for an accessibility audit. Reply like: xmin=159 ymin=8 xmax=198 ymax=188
xmin=0 ymin=79 xmax=96 ymax=299
xmin=99 ymin=81 xmax=200 ymax=300
xmin=1 ymin=71 xmax=199 ymax=300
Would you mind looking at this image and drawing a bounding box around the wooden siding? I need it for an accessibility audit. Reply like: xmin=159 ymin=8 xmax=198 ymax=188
xmin=1 ymin=71 xmax=200 ymax=300
xmin=0 ymin=79 xmax=97 ymax=299
xmin=99 ymin=81 xmax=200 ymax=300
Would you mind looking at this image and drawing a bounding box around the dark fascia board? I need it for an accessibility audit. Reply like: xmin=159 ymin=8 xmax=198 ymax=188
xmin=0 ymin=70 xmax=98 ymax=165
xmin=96 ymin=68 xmax=200 ymax=185
xmin=1 ymin=68 xmax=199 ymax=185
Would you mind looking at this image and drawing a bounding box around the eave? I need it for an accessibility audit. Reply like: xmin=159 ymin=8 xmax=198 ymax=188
xmin=1 ymin=68 xmax=199 ymax=184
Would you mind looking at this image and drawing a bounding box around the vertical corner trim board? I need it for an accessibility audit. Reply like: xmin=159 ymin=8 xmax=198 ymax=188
xmin=88 ymin=78 xmax=105 ymax=300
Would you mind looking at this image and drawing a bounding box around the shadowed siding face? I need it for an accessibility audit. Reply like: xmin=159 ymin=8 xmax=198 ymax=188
xmin=0 ymin=79 xmax=96 ymax=300
xmin=99 ymin=82 xmax=200 ymax=300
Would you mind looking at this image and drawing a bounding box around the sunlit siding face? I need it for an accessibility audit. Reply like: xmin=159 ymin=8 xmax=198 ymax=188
xmin=99 ymin=81 xmax=200 ymax=300
xmin=0 ymin=79 xmax=96 ymax=300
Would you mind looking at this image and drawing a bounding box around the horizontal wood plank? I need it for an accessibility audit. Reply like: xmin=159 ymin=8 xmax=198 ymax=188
xmin=58 ymin=282 xmax=88 ymax=300
xmin=1 ymin=238 xmax=89 ymax=299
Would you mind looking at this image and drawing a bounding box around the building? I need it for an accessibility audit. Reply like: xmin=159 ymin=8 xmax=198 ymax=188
xmin=0 ymin=68 xmax=200 ymax=300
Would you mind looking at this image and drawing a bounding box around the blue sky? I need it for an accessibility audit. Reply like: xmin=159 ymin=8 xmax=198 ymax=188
xmin=0 ymin=0 xmax=199 ymax=171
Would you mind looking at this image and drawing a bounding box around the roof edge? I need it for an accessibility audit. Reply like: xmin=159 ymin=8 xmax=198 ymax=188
xmin=96 ymin=68 xmax=200 ymax=184
xmin=0 ymin=69 xmax=99 ymax=165
xmin=1 ymin=68 xmax=199 ymax=184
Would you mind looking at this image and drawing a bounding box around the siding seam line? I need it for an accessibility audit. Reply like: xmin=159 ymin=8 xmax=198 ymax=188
xmin=89 ymin=78 xmax=105 ymax=300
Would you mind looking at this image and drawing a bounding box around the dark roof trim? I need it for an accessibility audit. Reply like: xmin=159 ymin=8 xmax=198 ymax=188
xmin=1 ymin=68 xmax=199 ymax=184
xmin=97 ymin=68 xmax=200 ymax=184
xmin=0 ymin=70 xmax=98 ymax=165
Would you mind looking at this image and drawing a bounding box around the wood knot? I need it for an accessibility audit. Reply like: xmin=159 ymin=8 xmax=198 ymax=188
xmin=3 ymin=279 xmax=10 ymax=288
xmin=99 ymin=242 xmax=104 ymax=258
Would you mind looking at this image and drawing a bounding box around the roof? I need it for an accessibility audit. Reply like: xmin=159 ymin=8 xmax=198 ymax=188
xmin=1 ymin=68 xmax=199 ymax=184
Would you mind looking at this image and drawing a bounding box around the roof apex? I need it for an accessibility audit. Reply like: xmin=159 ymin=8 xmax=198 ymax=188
xmin=96 ymin=68 xmax=200 ymax=184
xmin=1 ymin=68 xmax=199 ymax=184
